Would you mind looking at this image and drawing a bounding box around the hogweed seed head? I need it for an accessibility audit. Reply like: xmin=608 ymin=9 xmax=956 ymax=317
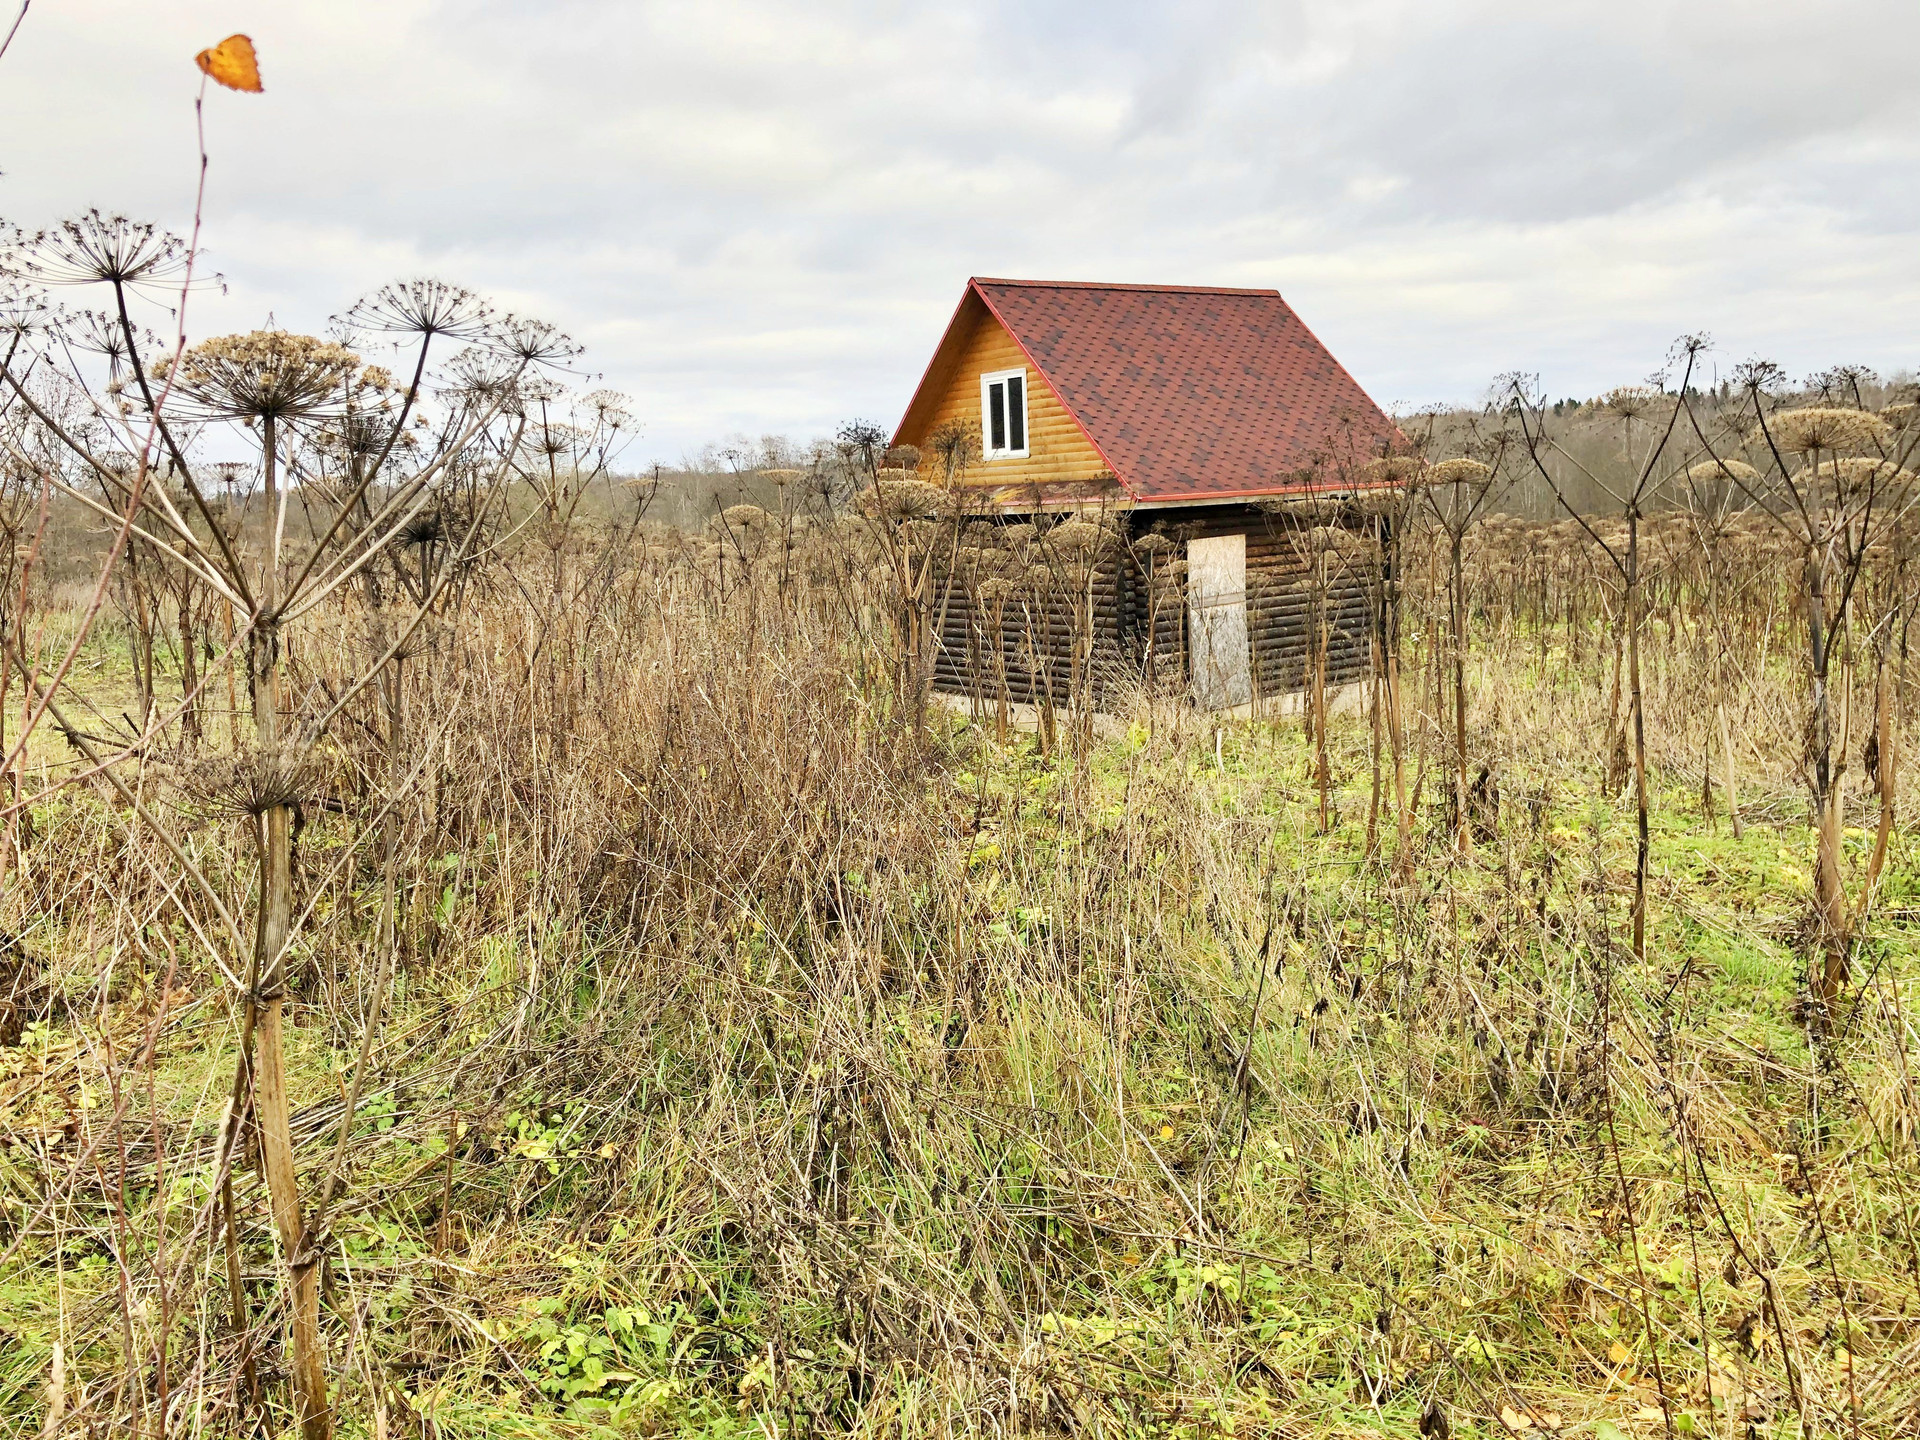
xmin=493 ymin=314 xmax=580 ymax=367
xmin=861 ymin=477 xmax=946 ymax=520
xmin=1800 ymin=457 xmax=1917 ymax=488
xmin=721 ymin=504 xmax=770 ymax=531
xmin=1686 ymin=458 xmax=1758 ymax=486
xmin=338 ymin=279 xmax=494 ymax=342
xmin=1751 ymin=406 xmax=1891 ymax=455
xmin=1601 ymin=385 xmax=1662 ymax=421
xmin=163 ymin=331 xmax=361 ymax=421
xmin=8 ymin=211 xmax=196 ymax=289
xmin=1426 ymin=457 xmax=1494 ymax=487
xmin=1046 ymin=520 xmax=1107 ymax=553
xmin=1362 ymin=455 xmax=1425 ymax=485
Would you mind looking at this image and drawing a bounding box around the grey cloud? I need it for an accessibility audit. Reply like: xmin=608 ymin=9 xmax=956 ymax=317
xmin=0 ymin=0 xmax=1914 ymax=460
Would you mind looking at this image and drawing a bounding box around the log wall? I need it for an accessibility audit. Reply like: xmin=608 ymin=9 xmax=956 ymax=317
xmin=927 ymin=504 xmax=1380 ymax=711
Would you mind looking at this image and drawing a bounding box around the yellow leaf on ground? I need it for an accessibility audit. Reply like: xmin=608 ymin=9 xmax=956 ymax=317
xmin=196 ymin=35 xmax=263 ymax=93
xmin=1608 ymin=1340 xmax=1634 ymax=1366
xmin=1499 ymin=1405 xmax=1561 ymax=1433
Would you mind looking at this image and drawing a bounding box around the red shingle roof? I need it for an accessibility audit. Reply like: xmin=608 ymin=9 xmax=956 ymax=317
xmin=901 ymin=278 xmax=1395 ymax=503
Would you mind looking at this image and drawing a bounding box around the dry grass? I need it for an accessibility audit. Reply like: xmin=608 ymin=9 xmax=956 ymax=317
xmin=0 ymin=496 xmax=1917 ymax=1440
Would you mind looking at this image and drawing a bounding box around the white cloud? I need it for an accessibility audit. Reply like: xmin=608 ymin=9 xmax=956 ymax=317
xmin=2 ymin=0 xmax=1914 ymax=460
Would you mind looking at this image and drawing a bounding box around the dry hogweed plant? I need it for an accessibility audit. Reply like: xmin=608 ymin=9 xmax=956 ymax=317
xmin=6 ymin=63 xmax=1920 ymax=1440
xmin=1512 ymin=344 xmax=1704 ymax=963
xmin=1685 ymin=363 xmax=1920 ymax=1008
xmin=0 ymin=212 xmax=579 ymax=1435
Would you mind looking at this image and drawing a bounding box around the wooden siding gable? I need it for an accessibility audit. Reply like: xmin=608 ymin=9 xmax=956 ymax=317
xmin=894 ymin=286 xmax=1120 ymax=497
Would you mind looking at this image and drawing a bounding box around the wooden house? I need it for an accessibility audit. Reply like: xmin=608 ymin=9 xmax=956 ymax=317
xmin=890 ymin=278 xmax=1397 ymax=713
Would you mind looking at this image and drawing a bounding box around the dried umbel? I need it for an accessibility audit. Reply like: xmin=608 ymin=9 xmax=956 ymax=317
xmin=761 ymin=468 xmax=803 ymax=487
xmin=1600 ymin=385 xmax=1663 ymax=421
xmin=1261 ymin=495 xmax=1331 ymax=520
xmin=177 ymin=743 xmax=326 ymax=818
xmin=999 ymin=523 xmax=1037 ymax=548
xmin=494 ymin=314 xmax=581 ymax=367
xmin=975 ymin=576 xmax=1018 ymax=601
xmin=396 ymin=510 xmax=450 ymax=549
xmin=1425 ymin=457 xmax=1494 ymax=487
xmin=1798 ymin=457 xmax=1918 ymax=488
xmin=1751 ymin=407 xmax=1892 ymax=455
xmin=1044 ymin=520 xmax=1108 ymax=553
xmin=164 ymin=331 xmax=361 ymax=421
xmin=8 ymin=211 xmax=193 ymax=289
xmin=1362 ymin=455 xmax=1425 ymax=485
xmin=719 ymin=504 xmax=771 ymax=532
xmin=1132 ymin=531 xmax=1176 ymax=555
xmin=1352 ymin=488 xmax=1410 ymax=517
xmin=0 ymin=284 xmax=51 ymax=341
xmin=900 ymin=518 xmax=948 ymax=550
xmin=1312 ymin=525 xmax=1375 ymax=556
xmin=1685 ymin=458 xmax=1759 ymax=486
xmin=954 ymin=539 xmax=1002 ymax=566
xmin=67 ymin=308 xmax=152 ymax=377
xmin=860 ymin=477 xmax=947 ymax=520
xmin=927 ymin=419 xmax=979 ymax=474
xmin=1881 ymin=402 xmax=1917 ymax=430
xmin=337 ymin=278 xmax=494 ymax=342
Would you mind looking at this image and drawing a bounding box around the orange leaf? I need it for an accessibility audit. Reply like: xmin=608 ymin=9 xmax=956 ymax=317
xmin=195 ymin=34 xmax=263 ymax=93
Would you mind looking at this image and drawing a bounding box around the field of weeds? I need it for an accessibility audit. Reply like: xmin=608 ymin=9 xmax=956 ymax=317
xmin=3 ymin=452 xmax=1919 ymax=1439
xmin=1 ymin=222 xmax=1918 ymax=1438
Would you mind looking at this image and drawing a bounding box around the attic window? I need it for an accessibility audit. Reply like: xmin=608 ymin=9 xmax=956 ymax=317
xmin=980 ymin=368 xmax=1028 ymax=459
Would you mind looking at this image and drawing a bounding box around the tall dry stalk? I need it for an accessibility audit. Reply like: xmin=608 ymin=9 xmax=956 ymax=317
xmin=1681 ymin=455 xmax=1759 ymax=838
xmin=0 ymin=231 xmax=567 ymax=1436
xmin=1513 ymin=346 xmax=1700 ymax=962
xmin=1422 ymin=448 xmax=1509 ymax=855
xmin=1694 ymin=370 xmax=1920 ymax=1003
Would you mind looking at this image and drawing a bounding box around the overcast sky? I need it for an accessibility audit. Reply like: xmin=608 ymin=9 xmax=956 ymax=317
xmin=3 ymin=0 xmax=1915 ymax=464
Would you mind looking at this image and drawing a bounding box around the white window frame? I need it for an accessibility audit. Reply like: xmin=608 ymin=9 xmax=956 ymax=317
xmin=979 ymin=367 xmax=1030 ymax=460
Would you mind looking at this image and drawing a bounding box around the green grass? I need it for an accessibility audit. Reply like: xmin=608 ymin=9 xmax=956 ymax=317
xmin=4 ymin=638 xmax=1918 ymax=1438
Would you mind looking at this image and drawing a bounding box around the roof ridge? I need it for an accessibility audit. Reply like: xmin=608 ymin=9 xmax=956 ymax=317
xmin=972 ymin=277 xmax=1282 ymax=298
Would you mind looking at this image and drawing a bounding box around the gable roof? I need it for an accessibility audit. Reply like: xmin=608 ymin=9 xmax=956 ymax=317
xmin=894 ymin=278 xmax=1395 ymax=503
